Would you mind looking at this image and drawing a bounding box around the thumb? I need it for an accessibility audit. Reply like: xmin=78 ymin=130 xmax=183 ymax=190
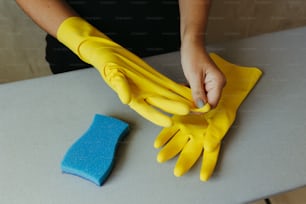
xmin=110 ymin=73 xmax=131 ymax=104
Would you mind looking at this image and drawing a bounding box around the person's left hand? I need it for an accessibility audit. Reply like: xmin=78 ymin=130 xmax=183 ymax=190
xmin=181 ymin=42 xmax=226 ymax=109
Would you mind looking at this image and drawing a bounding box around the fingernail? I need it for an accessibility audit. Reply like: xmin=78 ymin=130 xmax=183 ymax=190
xmin=196 ymin=99 xmax=205 ymax=108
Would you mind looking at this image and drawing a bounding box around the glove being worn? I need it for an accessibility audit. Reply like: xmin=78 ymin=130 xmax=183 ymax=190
xmin=154 ymin=53 xmax=262 ymax=181
xmin=57 ymin=17 xmax=210 ymax=127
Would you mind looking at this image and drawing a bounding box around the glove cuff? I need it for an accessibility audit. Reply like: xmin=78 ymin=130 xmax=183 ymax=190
xmin=56 ymin=17 xmax=111 ymax=63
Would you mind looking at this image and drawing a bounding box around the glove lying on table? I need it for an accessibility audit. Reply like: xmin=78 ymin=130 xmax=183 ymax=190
xmin=57 ymin=17 xmax=210 ymax=127
xmin=154 ymin=53 xmax=262 ymax=181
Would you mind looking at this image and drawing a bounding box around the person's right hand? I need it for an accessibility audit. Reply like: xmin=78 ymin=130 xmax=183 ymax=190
xmin=181 ymin=41 xmax=226 ymax=109
xmin=154 ymin=53 xmax=263 ymax=181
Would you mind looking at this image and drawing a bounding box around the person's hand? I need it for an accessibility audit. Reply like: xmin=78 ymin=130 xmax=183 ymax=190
xmin=181 ymin=42 xmax=226 ymax=108
xmin=154 ymin=53 xmax=262 ymax=181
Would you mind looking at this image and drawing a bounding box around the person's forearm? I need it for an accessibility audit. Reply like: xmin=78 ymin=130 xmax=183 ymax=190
xmin=16 ymin=0 xmax=78 ymax=37
xmin=179 ymin=0 xmax=211 ymax=45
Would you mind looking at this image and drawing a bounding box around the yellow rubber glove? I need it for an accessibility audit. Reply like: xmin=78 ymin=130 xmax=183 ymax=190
xmin=154 ymin=53 xmax=262 ymax=181
xmin=57 ymin=17 xmax=210 ymax=127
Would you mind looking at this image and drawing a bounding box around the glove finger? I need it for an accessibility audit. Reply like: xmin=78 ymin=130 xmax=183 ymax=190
xmin=129 ymin=99 xmax=172 ymax=127
xmin=204 ymin=118 xmax=229 ymax=152
xmin=174 ymin=139 xmax=203 ymax=177
xmin=106 ymin=70 xmax=131 ymax=104
xmin=190 ymin=103 xmax=211 ymax=114
xmin=156 ymin=133 xmax=189 ymax=163
xmin=146 ymin=96 xmax=190 ymax=115
xmin=204 ymin=135 xmax=221 ymax=152
xmin=154 ymin=127 xmax=178 ymax=149
xmin=204 ymin=105 xmax=236 ymax=150
xmin=200 ymin=144 xmax=221 ymax=181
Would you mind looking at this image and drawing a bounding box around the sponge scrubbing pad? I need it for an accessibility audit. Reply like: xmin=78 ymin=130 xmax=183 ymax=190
xmin=61 ymin=114 xmax=129 ymax=186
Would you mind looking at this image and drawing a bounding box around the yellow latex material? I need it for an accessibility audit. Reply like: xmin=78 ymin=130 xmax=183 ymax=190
xmin=154 ymin=53 xmax=262 ymax=181
xmin=57 ymin=17 xmax=210 ymax=127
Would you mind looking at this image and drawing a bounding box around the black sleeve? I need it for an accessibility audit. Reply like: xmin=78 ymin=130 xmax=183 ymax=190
xmin=46 ymin=0 xmax=180 ymax=74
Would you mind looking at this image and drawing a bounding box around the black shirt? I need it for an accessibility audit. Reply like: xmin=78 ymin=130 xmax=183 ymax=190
xmin=46 ymin=0 xmax=180 ymax=73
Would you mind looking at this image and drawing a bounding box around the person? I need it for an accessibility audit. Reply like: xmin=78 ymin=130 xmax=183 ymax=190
xmin=16 ymin=0 xmax=225 ymax=109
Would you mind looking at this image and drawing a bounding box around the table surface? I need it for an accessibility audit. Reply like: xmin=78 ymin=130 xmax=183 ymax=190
xmin=1 ymin=27 xmax=306 ymax=204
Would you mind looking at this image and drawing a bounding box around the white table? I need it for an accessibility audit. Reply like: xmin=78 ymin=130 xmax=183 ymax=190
xmin=1 ymin=27 xmax=306 ymax=204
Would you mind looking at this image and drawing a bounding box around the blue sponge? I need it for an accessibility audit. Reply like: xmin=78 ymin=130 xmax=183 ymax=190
xmin=61 ymin=114 xmax=129 ymax=186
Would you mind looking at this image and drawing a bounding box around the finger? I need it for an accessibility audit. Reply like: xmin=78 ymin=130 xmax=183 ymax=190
xmin=157 ymin=133 xmax=189 ymax=163
xmin=129 ymin=99 xmax=173 ymax=127
xmin=200 ymin=144 xmax=221 ymax=181
xmin=188 ymin=74 xmax=208 ymax=109
xmin=205 ymin=69 xmax=226 ymax=108
xmin=206 ymin=83 xmax=225 ymax=108
xmin=154 ymin=127 xmax=178 ymax=149
xmin=146 ymin=96 xmax=190 ymax=115
xmin=174 ymin=139 xmax=203 ymax=177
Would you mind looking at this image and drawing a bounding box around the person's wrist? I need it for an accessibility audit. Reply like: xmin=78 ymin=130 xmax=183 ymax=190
xmin=180 ymin=36 xmax=210 ymax=62
xmin=181 ymin=30 xmax=206 ymax=49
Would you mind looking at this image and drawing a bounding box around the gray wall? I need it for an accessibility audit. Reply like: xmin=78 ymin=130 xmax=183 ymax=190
xmin=207 ymin=0 xmax=306 ymax=43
